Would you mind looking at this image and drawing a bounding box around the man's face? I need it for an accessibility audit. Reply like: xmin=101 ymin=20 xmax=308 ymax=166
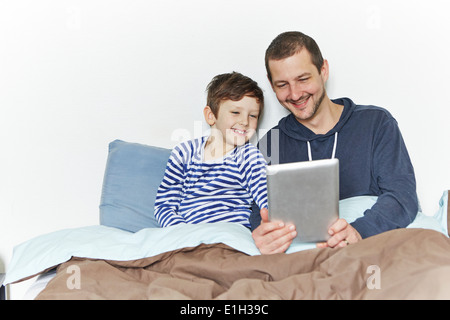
xmin=268 ymin=49 xmax=328 ymax=123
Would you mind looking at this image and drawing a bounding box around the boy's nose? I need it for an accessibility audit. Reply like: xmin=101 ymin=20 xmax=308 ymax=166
xmin=239 ymin=115 xmax=249 ymax=126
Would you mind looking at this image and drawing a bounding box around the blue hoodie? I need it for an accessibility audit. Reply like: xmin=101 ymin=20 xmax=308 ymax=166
xmin=257 ymin=97 xmax=418 ymax=238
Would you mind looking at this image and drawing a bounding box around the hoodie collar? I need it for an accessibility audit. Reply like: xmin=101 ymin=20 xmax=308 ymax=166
xmin=278 ymin=97 xmax=356 ymax=142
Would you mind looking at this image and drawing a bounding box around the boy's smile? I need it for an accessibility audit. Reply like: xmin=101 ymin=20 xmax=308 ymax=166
xmin=231 ymin=128 xmax=248 ymax=135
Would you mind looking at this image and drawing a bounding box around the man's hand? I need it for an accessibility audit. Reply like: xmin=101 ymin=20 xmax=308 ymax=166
xmin=252 ymin=208 xmax=297 ymax=254
xmin=317 ymin=218 xmax=362 ymax=248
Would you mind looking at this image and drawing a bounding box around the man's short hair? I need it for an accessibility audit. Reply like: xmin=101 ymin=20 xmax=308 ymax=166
xmin=206 ymin=71 xmax=264 ymax=118
xmin=265 ymin=31 xmax=324 ymax=83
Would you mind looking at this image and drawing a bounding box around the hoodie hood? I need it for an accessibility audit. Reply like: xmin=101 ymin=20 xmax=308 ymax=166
xmin=278 ymin=97 xmax=356 ymax=142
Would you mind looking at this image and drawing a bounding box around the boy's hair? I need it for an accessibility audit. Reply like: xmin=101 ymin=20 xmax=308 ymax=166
xmin=206 ymin=72 xmax=264 ymax=118
xmin=265 ymin=31 xmax=324 ymax=83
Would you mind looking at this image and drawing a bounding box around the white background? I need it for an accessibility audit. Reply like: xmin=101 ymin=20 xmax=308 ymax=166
xmin=1 ymin=0 xmax=449 ymax=298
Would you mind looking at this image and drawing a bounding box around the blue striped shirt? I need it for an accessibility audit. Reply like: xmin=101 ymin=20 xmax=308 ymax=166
xmin=154 ymin=137 xmax=268 ymax=228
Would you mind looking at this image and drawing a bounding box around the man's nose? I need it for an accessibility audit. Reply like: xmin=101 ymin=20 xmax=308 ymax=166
xmin=289 ymin=83 xmax=303 ymax=101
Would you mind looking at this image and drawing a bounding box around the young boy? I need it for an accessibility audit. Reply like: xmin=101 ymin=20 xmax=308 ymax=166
xmin=154 ymin=72 xmax=268 ymax=228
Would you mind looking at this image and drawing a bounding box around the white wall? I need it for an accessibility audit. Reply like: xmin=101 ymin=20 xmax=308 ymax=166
xmin=1 ymin=0 xmax=449 ymax=298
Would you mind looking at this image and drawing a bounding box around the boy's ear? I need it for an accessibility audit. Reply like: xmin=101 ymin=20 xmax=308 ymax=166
xmin=203 ymin=106 xmax=216 ymax=126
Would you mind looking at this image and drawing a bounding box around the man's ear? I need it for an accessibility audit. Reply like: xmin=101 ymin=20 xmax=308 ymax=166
xmin=203 ymin=106 xmax=216 ymax=126
xmin=320 ymin=59 xmax=330 ymax=83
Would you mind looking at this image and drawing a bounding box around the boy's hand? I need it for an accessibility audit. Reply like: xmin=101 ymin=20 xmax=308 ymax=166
xmin=252 ymin=208 xmax=297 ymax=254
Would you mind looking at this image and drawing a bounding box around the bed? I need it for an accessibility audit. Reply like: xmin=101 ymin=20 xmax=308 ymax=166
xmin=5 ymin=140 xmax=450 ymax=300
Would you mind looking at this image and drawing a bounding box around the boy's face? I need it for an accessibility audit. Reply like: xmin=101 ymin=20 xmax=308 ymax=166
xmin=204 ymin=95 xmax=260 ymax=154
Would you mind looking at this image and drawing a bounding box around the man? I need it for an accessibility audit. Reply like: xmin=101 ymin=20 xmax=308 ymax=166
xmin=252 ymin=31 xmax=418 ymax=254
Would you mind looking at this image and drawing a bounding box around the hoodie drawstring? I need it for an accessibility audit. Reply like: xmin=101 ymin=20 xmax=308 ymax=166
xmin=306 ymin=132 xmax=338 ymax=161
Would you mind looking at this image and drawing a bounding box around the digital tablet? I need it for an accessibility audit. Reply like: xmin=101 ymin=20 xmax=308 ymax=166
xmin=266 ymin=158 xmax=339 ymax=242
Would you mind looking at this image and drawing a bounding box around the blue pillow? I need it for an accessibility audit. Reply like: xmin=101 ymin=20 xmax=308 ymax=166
xmin=99 ymin=140 xmax=171 ymax=232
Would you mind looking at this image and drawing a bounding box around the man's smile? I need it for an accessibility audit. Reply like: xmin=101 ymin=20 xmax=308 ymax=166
xmin=289 ymin=95 xmax=311 ymax=109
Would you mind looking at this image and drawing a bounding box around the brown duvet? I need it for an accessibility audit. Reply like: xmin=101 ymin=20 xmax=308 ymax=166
xmin=36 ymin=228 xmax=450 ymax=300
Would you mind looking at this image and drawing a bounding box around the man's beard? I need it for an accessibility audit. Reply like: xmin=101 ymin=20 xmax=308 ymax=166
xmin=290 ymin=88 xmax=326 ymax=121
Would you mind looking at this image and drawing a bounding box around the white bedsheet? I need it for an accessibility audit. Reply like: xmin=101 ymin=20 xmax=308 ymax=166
xmin=22 ymin=269 xmax=57 ymax=300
